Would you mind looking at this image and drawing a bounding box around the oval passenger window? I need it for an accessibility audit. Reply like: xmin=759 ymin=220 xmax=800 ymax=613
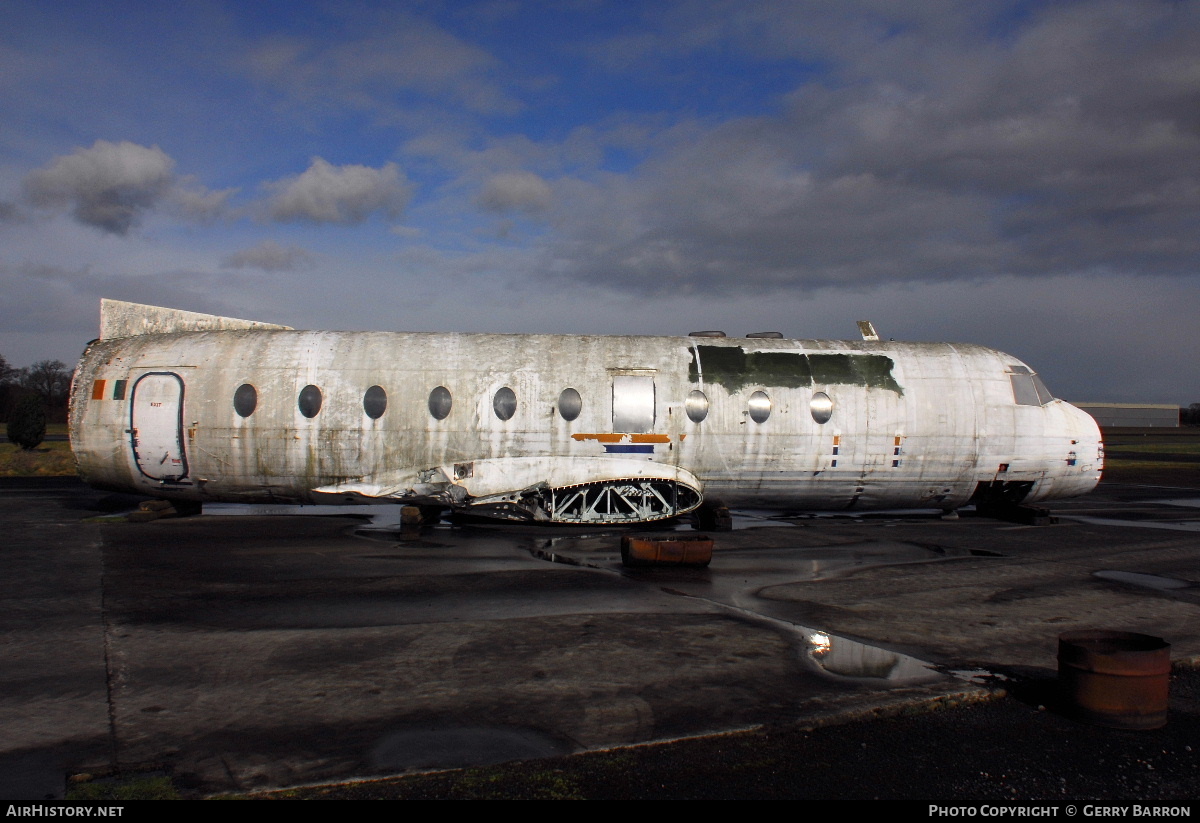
xmin=748 ymin=391 xmax=771 ymax=424
xmin=558 ymin=387 xmax=582 ymax=421
xmin=233 ymin=383 xmax=257 ymax=418
xmin=298 ymin=385 xmax=322 ymax=418
xmin=685 ymin=389 xmax=709 ymax=423
xmin=493 ymin=387 xmax=517 ymax=421
xmin=810 ymin=392 xmax=833 ymax=424
xmin=429 ymin=386 xmax=452 ymax=420
xmin=363 ymin=385 xmax=387 ymax=419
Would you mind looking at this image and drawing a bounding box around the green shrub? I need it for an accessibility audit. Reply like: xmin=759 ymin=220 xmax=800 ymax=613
xmin=6 ymin=394 xmax=46 ymax=450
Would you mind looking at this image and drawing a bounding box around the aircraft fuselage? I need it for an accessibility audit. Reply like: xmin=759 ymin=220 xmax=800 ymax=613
xmin=69 ymin=304 xmax=1102 ymax=523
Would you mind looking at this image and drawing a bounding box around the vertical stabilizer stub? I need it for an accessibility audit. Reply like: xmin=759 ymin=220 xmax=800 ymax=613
xmin=99 ymin=298 xmax=292 ymax=339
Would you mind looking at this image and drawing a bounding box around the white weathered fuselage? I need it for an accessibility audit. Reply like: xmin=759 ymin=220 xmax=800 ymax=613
xmin=69 ymin=303 xmax=1102 ymax=522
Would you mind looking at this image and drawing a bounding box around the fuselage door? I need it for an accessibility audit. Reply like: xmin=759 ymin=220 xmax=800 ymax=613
xmin=130 ymin=372 xmax=188 ymax=482
xmin=612 ymin=375 xmax=655 ymax=433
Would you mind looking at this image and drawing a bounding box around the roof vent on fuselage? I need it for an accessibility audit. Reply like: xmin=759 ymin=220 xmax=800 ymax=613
xmin=689 ymin=330 xmax=727 ymax=337
xmin=746 ymin=331 xmax=783 ymax=338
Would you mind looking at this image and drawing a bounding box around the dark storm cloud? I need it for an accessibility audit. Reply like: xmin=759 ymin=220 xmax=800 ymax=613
xmin=0 ymin=260 xmax=286 ymax=342
xmin=0 ymin=201 xmax=23 ymax=223
xmin=477 ymin=172 xmax=553 ymax=214
xmin=22 ymin=140 xmax=175 ymax=235
xmin=221 ymin=240 xmax=315 ymax=272
xmin=20 ymin=140 xmax=234 ymax=234
xmin=242 ymin=12 xmax=519 ymax=116
xmin=547 ymin=0 xmax=1200 ymax=295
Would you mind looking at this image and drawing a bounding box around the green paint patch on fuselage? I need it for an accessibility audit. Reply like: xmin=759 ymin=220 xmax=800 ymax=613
xmin=689 ymin=345 xmax=903 ymax=394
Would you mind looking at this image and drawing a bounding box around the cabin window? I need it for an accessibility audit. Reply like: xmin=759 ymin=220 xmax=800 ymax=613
xmin=558 ymin=388 xmax=582 ymax=421
xmin=363 ymin=385 xmax=387 ymax=419
xmin=233 ymin=383 xmax=257 ymax=417
xmin=428 ymin=386 xmax=452 ymax=420
xmin=493 ymin=387 xmax=517 ymax=421
xmin=810 ymin=391 xmax=833 ymax=424
xmin=685 ymin=390 xmax=709 ymax=423
xmin=298 ymin=385 xmax=322 ymax=418
xmin=748 ymin=390 xmax=771 ymax=424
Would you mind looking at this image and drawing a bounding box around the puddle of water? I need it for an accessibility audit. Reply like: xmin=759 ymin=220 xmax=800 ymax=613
xmin=204 ymin=502 xmax=391 ymax=517
xmin=947 ymin=668 xmax=1009 ymax=686
xmin=801 ymin=508 xmax=946 ymax=518
xmin=1059 ymin=515 xmax=1200 ymax=533
xmin=203 ymin=502 xmax=439 ymax=532
xmin=1093 ymin=570 xmax=1193 ymax=591
xmin=804 ymin=631 xmax=942 ymax=685
xmin=371 ymin=726 xmax=570 ymax=771
xmin=727 ymin=510 xmax=799 ymax=530
xmin=666 ymin=509 xmax=798 ymax=531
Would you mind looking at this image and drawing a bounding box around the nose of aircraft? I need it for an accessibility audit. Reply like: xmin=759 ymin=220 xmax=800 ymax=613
xmin=1067 ymin=401 xmax=1104 ymax=493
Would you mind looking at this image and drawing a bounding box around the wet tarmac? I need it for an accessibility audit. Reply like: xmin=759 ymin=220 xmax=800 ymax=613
xmin=2 ymin=477 xmax=1199 ymax=798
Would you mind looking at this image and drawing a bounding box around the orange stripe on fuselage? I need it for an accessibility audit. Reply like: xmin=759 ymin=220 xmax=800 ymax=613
xmin=572 ymin=433 xmax=672 ymax=443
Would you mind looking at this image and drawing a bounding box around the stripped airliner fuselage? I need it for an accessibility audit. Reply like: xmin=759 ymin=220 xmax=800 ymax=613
xmin=69 ymin=300 xmax=1102 ymax=523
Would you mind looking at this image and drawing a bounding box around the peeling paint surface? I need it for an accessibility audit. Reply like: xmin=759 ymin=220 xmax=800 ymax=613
xmin=689 ymin=345 xmax=903 ymax=394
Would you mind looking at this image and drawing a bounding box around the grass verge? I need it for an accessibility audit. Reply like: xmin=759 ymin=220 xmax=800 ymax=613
xmin=0 ymin=440 xmax=77 ymax=477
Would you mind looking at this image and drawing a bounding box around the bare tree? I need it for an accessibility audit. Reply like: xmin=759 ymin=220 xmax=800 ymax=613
xmin=20 ymin=360 xmax=72 ymax=407
xmin=0 ymin=353 xmax=17 ymax=386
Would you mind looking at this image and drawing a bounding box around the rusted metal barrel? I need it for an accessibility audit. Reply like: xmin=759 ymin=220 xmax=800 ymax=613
xmin=621 ymin=534 xmax=713 ymax=567
xmin=1057 ymin=630 xmax=1171 ymax=730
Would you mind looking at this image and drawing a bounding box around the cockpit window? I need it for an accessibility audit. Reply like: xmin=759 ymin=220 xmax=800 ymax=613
xmin=1009 ymin=366 xmax=1054 ymax=406
xmin=1031 ymin=374 xmax=1054 ymax=405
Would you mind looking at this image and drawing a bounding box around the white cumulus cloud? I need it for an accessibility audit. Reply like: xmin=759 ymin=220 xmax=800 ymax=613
xmin=265 ymin=158 xmax=410 ymax=224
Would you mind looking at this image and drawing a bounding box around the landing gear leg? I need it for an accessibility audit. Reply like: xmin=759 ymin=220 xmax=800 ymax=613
xmin=694 ymin=498 xmax=733 ymax=532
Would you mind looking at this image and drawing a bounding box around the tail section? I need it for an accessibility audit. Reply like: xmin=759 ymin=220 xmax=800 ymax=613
xmin=99 ymin=299 xmax=292 ymax=339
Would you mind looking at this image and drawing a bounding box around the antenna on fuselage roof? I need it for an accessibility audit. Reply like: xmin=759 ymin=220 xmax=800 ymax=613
xmin=857 ymin=320 xmax=880 ymax=342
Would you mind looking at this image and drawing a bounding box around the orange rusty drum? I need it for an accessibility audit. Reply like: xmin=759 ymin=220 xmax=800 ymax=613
xmin=621 ymin=534 xmax=713 ymax=567
xmin=1058 ymin=630 xmax=1171 ymax=730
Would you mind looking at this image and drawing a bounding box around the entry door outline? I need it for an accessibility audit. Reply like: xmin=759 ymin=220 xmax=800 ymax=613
xmin=130 ymin=371 xmax=189 ymax=482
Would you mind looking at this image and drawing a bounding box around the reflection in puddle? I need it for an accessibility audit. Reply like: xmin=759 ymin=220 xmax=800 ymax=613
xmin=203 ymin=502 xmax=451 ymax=534
xmin=371 ymin=726 xmax=569 ymax=771
xmin=665 ymin=509 xmax=797 ymax=531
xmin=204 ymin=502 xmax=402 ymax=524
xmin=1094 ymin=570 xmax=1193 ymax=591
xmin=1059 ymin=515 xmax=1200 ymax=533
xmin=805 ymin=631 xmax=941 ymax=684
xmin=726 ymin=510 xmax=798 ymax=530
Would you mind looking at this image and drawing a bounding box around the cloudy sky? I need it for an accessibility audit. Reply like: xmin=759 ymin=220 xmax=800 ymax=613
xmin=2 ymin=0 xmax=1197 ymax=403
